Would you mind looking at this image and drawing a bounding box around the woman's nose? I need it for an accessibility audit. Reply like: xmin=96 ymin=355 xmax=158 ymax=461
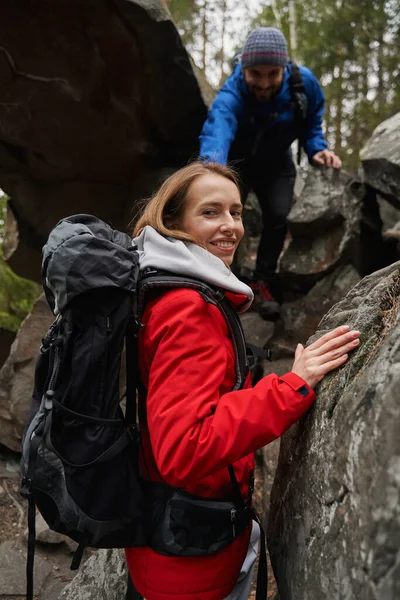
xmin=220 ymin=214 xmax=235 ymax=231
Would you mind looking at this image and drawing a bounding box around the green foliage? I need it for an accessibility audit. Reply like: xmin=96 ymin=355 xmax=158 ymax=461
xmin=0 ymin=193 xmax=40 ymax=333
xmin=168 ymin=0 xmax=201 ymax=47
xmin=168 ymin=0 xmax=252 ymax=84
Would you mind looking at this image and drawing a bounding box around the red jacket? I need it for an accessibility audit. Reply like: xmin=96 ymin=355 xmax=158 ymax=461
xmin=125 ymin=288 xmax=315 ymax=600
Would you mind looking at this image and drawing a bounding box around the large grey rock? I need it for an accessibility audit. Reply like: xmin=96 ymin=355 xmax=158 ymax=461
xmin=270 ymin=265 xmax=361 ymax=356
xmin=0 ymin=294 xmax=54 ymax=451
xmin=0 ymin=0 xmax=207 ymax=281
xmin=240 ymin=311 xmax=275 ymax=348
xmin=280 ymin=173 xmax=364 ymax=286
xmin=287 ymin=168 xmax=352 ymax=236
xmin=268 ymin=261 xmax=400 ymax=600
xmin=260 ymin=439 xmax=280 ymax=530
xmin=58 ymin=549 xmax=128 ymax=600
xmin=378 ymin=195 xmax=400 ymax=232
xmin=361 ymin=112 xmax=400 ymax=209
xmin=260 ymin=358 xmax=295 ymax=530
xmin=0 ymin=539 xmax=52 ymax=595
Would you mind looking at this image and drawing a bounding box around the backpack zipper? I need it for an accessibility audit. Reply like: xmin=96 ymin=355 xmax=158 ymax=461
xmin=48 ymin=347 xmax=60 ymax=391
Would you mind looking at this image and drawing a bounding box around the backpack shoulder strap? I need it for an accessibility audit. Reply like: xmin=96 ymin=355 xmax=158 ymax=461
xmin=137 ymin=271 xmax=249 ymax=390
xmin=289 ymin=61 xmax=307 ymax=117
xmin=288 ymin=61 xmax=308 ymax=165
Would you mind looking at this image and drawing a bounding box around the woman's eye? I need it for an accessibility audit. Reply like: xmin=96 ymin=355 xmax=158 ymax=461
xmin=232 ymin=211 xmax=243 ymax=218
xmin=203 ymin=209 xmax=217 ymax=216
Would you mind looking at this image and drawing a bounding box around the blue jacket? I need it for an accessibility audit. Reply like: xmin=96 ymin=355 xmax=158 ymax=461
xmin=199 ymin=63 xmax=327 ymax=165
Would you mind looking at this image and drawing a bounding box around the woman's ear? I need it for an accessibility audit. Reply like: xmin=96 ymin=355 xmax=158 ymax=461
xmin=165 ymin=216 xmax=180 ymax=230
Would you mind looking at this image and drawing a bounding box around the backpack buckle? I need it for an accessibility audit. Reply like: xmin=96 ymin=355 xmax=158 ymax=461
xmin=133 ymin=318 xmax=144 ymax=335
xmin=127 ymin=425 xmax=140 ymax=442
xmin=20 ymin=477 xmax=33 ymax=498
xmin=231 ymin=507 xmax=236 ymax=537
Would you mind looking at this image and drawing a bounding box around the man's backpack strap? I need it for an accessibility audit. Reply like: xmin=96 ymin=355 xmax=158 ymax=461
xmin=288 ymin=61 xmax=308 ymax=165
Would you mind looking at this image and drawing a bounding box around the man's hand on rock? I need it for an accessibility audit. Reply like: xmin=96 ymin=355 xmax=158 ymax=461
xmin=312 ymin=149 xmax=342 ymax=169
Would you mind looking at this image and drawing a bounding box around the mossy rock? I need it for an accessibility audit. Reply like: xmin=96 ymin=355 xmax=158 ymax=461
xmin=0 ymin=258 xmax=40 ymax=333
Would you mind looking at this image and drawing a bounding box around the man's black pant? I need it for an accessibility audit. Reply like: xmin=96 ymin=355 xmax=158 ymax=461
xmin=238 ymin=157 xmax=296 ymax=283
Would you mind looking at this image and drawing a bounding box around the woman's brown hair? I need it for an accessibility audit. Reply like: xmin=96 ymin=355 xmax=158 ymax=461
xmin=132 ymin=161 xmax=240 ymax=244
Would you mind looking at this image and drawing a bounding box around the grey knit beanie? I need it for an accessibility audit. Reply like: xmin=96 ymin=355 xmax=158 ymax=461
xmin=241 ymin=27 xmax=289 ymax=69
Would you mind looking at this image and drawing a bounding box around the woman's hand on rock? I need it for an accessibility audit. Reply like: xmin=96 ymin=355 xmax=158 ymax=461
xmin=291 ymin=325 xmax=360 ymax=389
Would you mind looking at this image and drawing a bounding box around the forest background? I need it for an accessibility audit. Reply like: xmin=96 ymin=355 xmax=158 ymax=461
xmin=168 ymin=0 xmax=400 ymax=173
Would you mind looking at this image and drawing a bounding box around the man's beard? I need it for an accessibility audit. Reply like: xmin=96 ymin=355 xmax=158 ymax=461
xmin=252 ymin=86 xmax=276 ymax=101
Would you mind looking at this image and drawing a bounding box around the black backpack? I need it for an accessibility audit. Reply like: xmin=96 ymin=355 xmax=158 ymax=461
xmin=20 ymin=214 xmax=270 ymax=600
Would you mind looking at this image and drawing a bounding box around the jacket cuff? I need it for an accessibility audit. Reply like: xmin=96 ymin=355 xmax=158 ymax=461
xmin=279 ymin=372 xmax=315 ymax=400
xmin=305 ymin=141 xmax=328 ymax=162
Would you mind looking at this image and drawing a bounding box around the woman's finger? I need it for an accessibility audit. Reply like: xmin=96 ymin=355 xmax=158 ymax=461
xmin=313 ymin=330 xmax=360 ymax=357
xmin=318 ymin=353 xmax=349 ymax=376
xmin=316 ymin=338 xmax=359 ymax=364
xmin=294 ymin=343 xmax=304 ymax=361
xmin=307 ymin=326 xmax=351 ymax=351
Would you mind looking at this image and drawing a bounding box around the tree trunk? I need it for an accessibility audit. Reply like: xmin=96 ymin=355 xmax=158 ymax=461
xmin=334 ymin=50 xmax=344 ymax=155
xmin=219 ymin=0 xmax=227 ymax=86
xmin=288 ymin=0 xmax=297 ymax=60
xmin=201 ymin=0 xmax=207 ymax=78
xmin=376 ymin=29 xmax=385 ymax=111
xmin=270 ymin=0 xmax=282 ymax=29
xmin=325 ymin=100 xmax=332 ymax=150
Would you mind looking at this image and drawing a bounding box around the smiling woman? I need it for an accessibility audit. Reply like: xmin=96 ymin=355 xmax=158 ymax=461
xmin=126 ymin=161 xmax=360 ymax=600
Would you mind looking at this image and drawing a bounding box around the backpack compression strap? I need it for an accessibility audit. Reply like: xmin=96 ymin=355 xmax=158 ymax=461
xmin=288 ymin=61 xmax=308 ymax=165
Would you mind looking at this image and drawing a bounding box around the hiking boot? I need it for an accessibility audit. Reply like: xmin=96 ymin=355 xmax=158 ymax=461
xmin=250 ymin=280 xmax=280 ymax=321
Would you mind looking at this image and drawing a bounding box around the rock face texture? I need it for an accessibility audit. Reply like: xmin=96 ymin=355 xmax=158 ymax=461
xmin=0 ymin=0 xmax=207 ymax=280
xmin=269 ymin=265 xmax=361 ymax=357
xmin=361 ymin=112 xmax=400 ymax=209
xmin=280 ymin=169 xmax=371 ymax=290
xmin=0 ymin=540 xmax=52 ymax=597
xmin=58 ymin=549 xmax=128 ymax=600
xmin=268 ymin=262 xmax=400 ymax=600
xmin=286 ymin=169 xmax=352 ymax=237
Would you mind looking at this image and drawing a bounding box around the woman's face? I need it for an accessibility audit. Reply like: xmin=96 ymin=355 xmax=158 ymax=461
xmin=180 ymin=173 xmax=244 ymax=266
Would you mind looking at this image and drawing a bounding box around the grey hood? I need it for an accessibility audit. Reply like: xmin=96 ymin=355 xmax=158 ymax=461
xmin=133 ymin=226 xmax=254 ymax=312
